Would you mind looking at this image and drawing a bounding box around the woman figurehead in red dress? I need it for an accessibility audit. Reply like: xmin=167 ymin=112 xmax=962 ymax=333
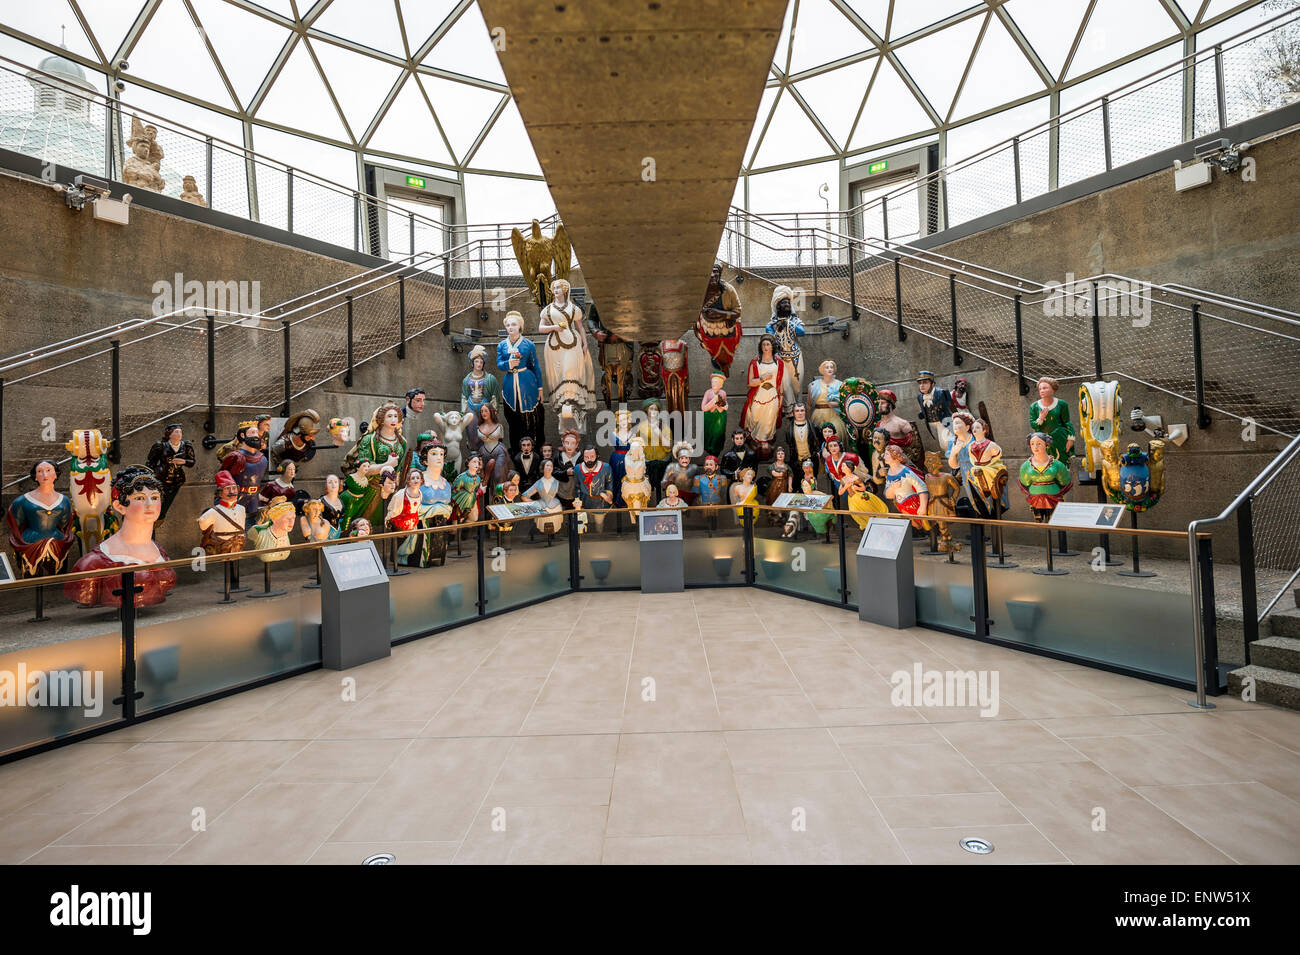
xmin=64 ymin=465 xmax=178 ymax=608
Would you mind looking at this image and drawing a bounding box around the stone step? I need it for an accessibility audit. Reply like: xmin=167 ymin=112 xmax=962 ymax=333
xmin=1248 ymin=635 xmax=1300 ymax=672
xmin=1226 ymin=664 xmax=1300 ymax=710
xmin=1268 ymin=608 xmax=1300 ymax=639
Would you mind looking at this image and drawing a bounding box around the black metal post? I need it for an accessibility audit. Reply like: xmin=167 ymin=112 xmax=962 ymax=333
xmin=837 ymin=513 xmax=848 ymax=605
xmin=345 ymin=295 xmax=354 ymax=388
xmin=1197 ymin=535 xmax=1221 ymax=696
xmin=442 ymin=254 xmax=451 ymax=335
xmin=1214 ymin=45 xmax=1227 ymax=132
xmin=1237 ymin=498 xmax=1258 ymax=663
xmin=219 ymin=560 xmax=234 ymax=604
xmin=848 ymin=241 xmax=859 ymax=320
xmin=1191 ymin=301 xmax=1211 ymax=429
xmin=204 ymin=314 xmax=216 ymax=433
xmin=109 ymin=339 xmax=121 ymax=464
xmin=988 ymin=498 xmax=1017 ymax=569
xmin=409 ymin=212 xmax=415 ymax=258
xmin=950 ymin=273 xmax=962 ymax=366
xmin=398 ymin=276 xmax=407 ymax=360
xmin=568 ymin=511 xmax=580 ymax=590
xmin=1012 ymin=136 xmax=1022 ymax=204
xmin=112 ymin=570 xmax=143 ymax=720
xmin=969 ymin=522 xmax=990 ymax=637
xmin=1014 ymin=295 xmax=1027 ymax=395
xmin=479 ymin=241 xmax=487 ymax=314
xmin=1101 ymin=97 xmax=1112 ymax=172
xmin=742 ymin=507 xmax=755 ymax=584
xmin=1091 ymin=282 xmax=1103 ymax=379
xmin=476 ymin=523 xmax=487 ymax=614
xmin=811 ymin=247 xmax=819 ymax=298
xmin=881 ymin=200 xmax=890 ymax=242
xmin=1033 ymin=526 xmax=1067 ymax=576
xmin=353 ymin=192 xmax=360 ymax=251
xmin=286 ymin=167 xmax=294 ymax=233
xmin=894 ymin=257 xmax=906 ymax=342
xmin=281 ymin=319 xmax=291 ymax=415
xmin=1118 ymin=509 xmax=1156 ymax=578
xmin=1095 ymin=478 xmax=1121 ymax=566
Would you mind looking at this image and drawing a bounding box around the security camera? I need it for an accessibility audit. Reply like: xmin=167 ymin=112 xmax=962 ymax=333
xmin=73 ymin=174 xmax=111 ymax=198
xmin=113 ymin=79 xmax=126 ymax=92
xmin=116 ymin=59 xmax=129 ymax=71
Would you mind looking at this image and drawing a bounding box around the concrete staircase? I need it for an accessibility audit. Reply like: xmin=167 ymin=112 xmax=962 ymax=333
xmin=1228 ymin=595 xmax=1300 ymax=709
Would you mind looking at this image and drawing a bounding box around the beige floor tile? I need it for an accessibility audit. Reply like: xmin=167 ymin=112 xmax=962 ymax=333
xmin=1067 ymin=734 xmax=1246 ymax=787
xmin=484 ymin=777 xmax=612 ymax=808
xmin=327 ymin=737 xmax=513 ymax=843
xmin=938 ymin=721 xmax=1089 ymax=766
xmin=25 ymin=844 xmax=180 ymax=864
xmin=723 ymin=728 xmax=848 ymax=774
xmin=50 ymin=739 xmax=307 ymax=847
xmin=893 ymin=824 xmax=1068 ymax=864
xmin=606 ymin=733 xmax=746 ymax=837
xmin=715 ymin=693 xmax=823 ymax=731
xmin=17 ymin=741 xmax=212 ymax=815
xmin=983 ymin=760 xmax=1233 ymax=865
xmin=841 ymin=742 xmax=995 ymax=797
xmin=518 ymin=699 xmax=624 ymax=735
xmin=602 ymin=834 xmax=752 ymax=865
xmin=1135 ymin=782 xmax=1300 ymax=865
xmin=0 ymin=811 xmax=97 ymax=863
xmin=455 ymin=804 xmax=607 ymax=864
xmin=306 ymin=841 xmax=460 ymax=865
xmin=828 ymin=723 xmax=946 ymax=746
xmin=1216 ymin=707 xmax=1300 ymax=752
xmin=495 ymin=734 xmax=619 ymax=782
xmin=874 ymin=792 xmax=1027 ymax=829
xmin=1035 ymin=715 xmax=1167 ymax=738
xmin=817 ymin=705 xmax=931 ymax=726
xmin=269 ymin=738 xmax=411 ymax=783
xmin=168 ymin=780 xmax=373 ymax=864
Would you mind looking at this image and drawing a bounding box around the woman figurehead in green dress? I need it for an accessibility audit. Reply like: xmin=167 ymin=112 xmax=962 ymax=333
xmin=1029 ymin=377 xmax=1075 ymax=463
xmin=341 ymin=400 xmax=409 ymax=532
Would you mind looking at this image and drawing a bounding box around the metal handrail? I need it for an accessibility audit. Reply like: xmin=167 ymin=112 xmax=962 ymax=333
xmin=1186 ymin=431 xmax=1300 ymax=705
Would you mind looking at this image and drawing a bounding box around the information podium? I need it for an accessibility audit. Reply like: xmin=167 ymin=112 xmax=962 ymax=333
xmin=855 ymin=518 xmax=915 ymax=629
xmin=320 ymin=540 xmax=391 ymax=669
xmin=638 ymin=509 xmax=684 ymax=593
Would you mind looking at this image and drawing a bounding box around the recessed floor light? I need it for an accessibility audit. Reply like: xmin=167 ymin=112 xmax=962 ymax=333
xmin=363 ymin=853 xmax=396 ymax=865
xmin=959 ymin=837 xmax=994 ymax=855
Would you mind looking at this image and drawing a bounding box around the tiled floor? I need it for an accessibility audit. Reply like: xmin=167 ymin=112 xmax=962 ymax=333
xmin=2 ymin=589 xmax=1298 ymax=865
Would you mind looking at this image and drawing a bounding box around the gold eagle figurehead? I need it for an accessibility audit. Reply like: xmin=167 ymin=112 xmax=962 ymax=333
xmin=511 ymin=219 xmax=572 ymax=308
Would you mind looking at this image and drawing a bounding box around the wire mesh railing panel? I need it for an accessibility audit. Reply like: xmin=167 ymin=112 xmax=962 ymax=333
xmin=1194 ymin=302 xmax=1300 ymax=436
xmin=1057 ymin=105 xmax=1109 ymax=188
xmin=2 ymin=350 xmax=113 ymax=490
xmin=1250 ymin=447 xmax=1300 ymax=622
xmin=210 ymin=142 xmax=250 ymax=219
xmin=292 ymin=174 xmax=356 ymax=251
xmin=0 ymin=67 xmax=107 ymax=178
xmin=944 ymin=148 xmax=1018 ymax=230
xmin=1222 ymin=23 xmax=1300 ymax=128
xmin=1109 ymin=68 xmax=1188 ymax=169
xmin=1017 ymin=128 xmax=1052 ymax=201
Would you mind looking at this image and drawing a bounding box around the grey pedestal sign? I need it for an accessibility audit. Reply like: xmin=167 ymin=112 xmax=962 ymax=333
xmin=320 ymin=540 xmax=392 ymax=669
xmin=638 ymin=509 xmax=685 ymax=593
xmin=856 ymin=517 xmax=915 ymax=628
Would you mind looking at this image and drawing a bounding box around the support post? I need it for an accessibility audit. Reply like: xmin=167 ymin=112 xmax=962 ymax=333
xmin=353 ymin=192 xmax=360 ymax=252
xmin=742 ymin=506 xmax=755 ymax=585
xmin=970 ymin=522 xmax=990 ymax=637
xmin=205 ymin=136 xmax=214 ymax=212
xmin=205 ymin=314 xmax=216 ymax=433
xmin=112 ymin=571 xmax=143 ymax=720
xmin=568 ymin=511 xmax=580 ymax=590
xmin=950 ymin=273 xmax=962 ymax=366
xmin=837 ymin=513 xmax=848 ymax=605
xmin=1091 ymin=282 xmax=1103 ymax=379
xmin=894 ymin=257 xmax=906 ymax=342
xmin=286 ymin=167 xmax=294 ymax=233
xmin=1012 ymin=136 xmax=1022 ymax=204
xmin=1118 ymin=510 xmax=1156 ymax=578
xmin=398 ymin=277 xmax=407 ymax=360
xmin=1014 ymin=295 xmax=1027 ymax=396
xmin=476 ymin=523 xmax=487 ymax=614
xmin=1237 ymin=498 xmax=1258 ymax=664
xmin=1214 ymin=45 xmax=1227 ymax=131
xmin=1191 ymin=301 xmax=1211 ymax=429
xmin=1101 ymin=97 xmax=1112 ymax=172
xmin=345 ymin=296 xmax=354 ymax=388
xmin=409 ymin=211 xmax=415 ymax=258
xmin=281 ymin=319 xmax=291 ymax=415
xmin=110 ymin=339 xmax=121 ymax=464
xmin=442 ymin=254 xmax=451 ymax=335
xmin=848 ymin=241 xmax=859 ymax=320
xmin=1198 ymin=535 xmax=1221 ymax=697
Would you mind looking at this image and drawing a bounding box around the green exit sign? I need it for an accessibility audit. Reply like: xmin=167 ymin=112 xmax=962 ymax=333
xmin=868 ymin=160 xmax=889 ymax=175
xmin=406 ymin=175 xmax=426 ymax=188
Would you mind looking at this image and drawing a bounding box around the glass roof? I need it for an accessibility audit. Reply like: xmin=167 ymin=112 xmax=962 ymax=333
xmin=0 ymin=0 xmax=1274 ymax=220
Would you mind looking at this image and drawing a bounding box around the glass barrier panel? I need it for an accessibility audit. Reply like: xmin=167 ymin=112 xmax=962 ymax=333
xmin=0 ymin=580 xmax=125 ymax=757
xmin=983 ymin=550 xmax=1195 ymax=684
xmin=682 ymin=507 xmax=746 ymax=587
xmin=389 ymin=527 xmax=479 ymax=640
xmin=134 ymin=576 xmax=319 ymax=715
xmin=576 ymin=511 xmax=640 ymax=589
xmin=752 ymin=510 xmax=844 ymax=604
xmin=913 ymin=551 xmax=978 ymax=634
xmin=484 ymin=513 xmax=572 ymax=613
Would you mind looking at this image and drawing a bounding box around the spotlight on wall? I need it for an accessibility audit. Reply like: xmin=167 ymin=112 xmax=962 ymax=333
xmin=733 ymin=272 xmax=744 ymax=284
